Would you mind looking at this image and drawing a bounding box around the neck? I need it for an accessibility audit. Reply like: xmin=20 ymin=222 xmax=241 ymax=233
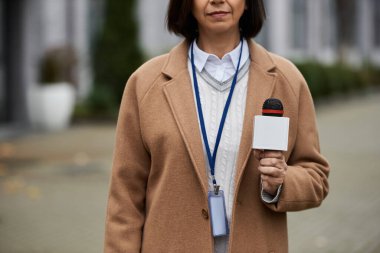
xmin=197 ymin=29 xmax=241 ymax=59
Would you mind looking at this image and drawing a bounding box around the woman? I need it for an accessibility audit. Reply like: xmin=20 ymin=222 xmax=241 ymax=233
xmin=104 ymin=0 xmax=330 ymax=252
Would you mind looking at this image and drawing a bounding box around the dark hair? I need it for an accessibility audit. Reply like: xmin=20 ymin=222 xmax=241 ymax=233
xmin=166 ymin=0 xmax=266 ymax=41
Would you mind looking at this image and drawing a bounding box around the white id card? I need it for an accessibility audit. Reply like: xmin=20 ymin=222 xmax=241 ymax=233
xmin=208 ymin=190 xmax=229 ymax=237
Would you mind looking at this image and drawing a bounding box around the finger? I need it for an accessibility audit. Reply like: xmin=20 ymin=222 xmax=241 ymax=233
xmin=260 ymin=157 xmax=280 ymax=167
xmin=259 ymin=164 xmax=287 ymax=177
xmin=262 ymin=151 xmax=284 ymax=159
xmin=260 ymin=158 xmax=287 ymax=170
xmin=260 ymin=158 xmax=287 ymax=169
xmin=258 ymin=166 xmax=283 ymax=177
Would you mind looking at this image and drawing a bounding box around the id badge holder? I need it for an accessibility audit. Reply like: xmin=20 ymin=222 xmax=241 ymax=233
xmin=208 ymin=190 xmax=229 ymax=237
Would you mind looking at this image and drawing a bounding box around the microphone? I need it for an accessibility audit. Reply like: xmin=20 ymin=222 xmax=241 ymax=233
xmin=252 ymin=98 xmax=289 ymax=151
xmin=262 ymin=98 xmax=284 ymax=117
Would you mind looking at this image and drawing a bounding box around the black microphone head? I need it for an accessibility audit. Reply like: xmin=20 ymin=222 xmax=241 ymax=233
xmin=262 ymin=98 xmax=284 ymax=117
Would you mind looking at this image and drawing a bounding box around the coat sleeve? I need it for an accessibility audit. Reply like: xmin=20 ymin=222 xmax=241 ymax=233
xmin=104 ymin=74 xmax=150 ymax=252
xmin=265 ymin=79 xmax=330 ymax=212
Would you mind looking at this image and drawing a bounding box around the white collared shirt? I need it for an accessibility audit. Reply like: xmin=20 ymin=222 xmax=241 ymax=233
xmin=190 ymin=39 xmax=250 ymax=82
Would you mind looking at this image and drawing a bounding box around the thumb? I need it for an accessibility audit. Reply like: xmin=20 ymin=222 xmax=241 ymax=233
xmin=254 ymin=149 xmax=264 ymax=160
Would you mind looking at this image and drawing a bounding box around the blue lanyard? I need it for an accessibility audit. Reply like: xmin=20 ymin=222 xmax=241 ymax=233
xmin=190 ymin=39 xmax=244 ymax=193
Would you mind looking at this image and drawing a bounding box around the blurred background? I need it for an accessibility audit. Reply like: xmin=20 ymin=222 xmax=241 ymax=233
xmin=0 ymin=0 xmax=379 ymax=252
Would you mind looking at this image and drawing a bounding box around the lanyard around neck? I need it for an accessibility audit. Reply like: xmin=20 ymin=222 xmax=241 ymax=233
xmin=190 ymin=39 xmax=244 ymax=193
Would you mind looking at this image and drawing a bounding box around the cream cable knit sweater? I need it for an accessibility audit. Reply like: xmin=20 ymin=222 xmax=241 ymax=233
xmin=188 ymin=59 xmax=249 ymax=253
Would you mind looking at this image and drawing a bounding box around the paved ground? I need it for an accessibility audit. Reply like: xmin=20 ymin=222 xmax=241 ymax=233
xmin=0 ymin=91 xmax=379 ymax=253
xmin=288 ymin=91 xmax=380 ymax=253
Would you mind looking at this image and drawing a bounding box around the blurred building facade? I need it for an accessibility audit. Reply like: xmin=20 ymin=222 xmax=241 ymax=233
xmin=139 ymin=0 xmax=380 ymax=66
xmin=262 ymin=0 xmax=380 ymax=66
xmin=1 ymin=0 xmax=379 ymax=132
xmin=0 ymin=0 xmax=100 ymax=132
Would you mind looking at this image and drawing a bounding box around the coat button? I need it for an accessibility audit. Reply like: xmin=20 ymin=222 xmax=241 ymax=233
xmin=201 ymin=209 xmax=209 ymax=219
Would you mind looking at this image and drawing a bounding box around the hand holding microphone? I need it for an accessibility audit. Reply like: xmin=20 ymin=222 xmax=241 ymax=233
xmin=256 ymin=149 xmax=287 ymax=195
xmin=253 ymin=99 xmax=289 ymax=196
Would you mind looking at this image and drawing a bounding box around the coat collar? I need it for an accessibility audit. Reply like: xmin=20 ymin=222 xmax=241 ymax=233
xmin=162 ymin=39 xmax=278 ymax=197
xmin=162 ymin=39 xmax=276 ymax=78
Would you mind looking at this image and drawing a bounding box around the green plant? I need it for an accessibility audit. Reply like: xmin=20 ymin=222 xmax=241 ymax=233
xmin=74 ymin=84 xmax=118 ymax=120
xmin=295 ymin=62 xmax=330 ymax=98
xmin=360 ymin=62 xmax=380 ymax=86
xmin=295 ymin=61 xmax=374 ymax=99
xmin=93 ymin=0 xmax=144 ymax=106
xmin=324 ymin=64 xmax=364 ymax=94
xmin=39 ymin=46 xmax=78 ymax=85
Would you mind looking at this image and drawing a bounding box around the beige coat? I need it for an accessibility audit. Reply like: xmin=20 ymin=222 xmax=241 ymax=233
xmin=104 ymin=40 xmax=329 ymax=253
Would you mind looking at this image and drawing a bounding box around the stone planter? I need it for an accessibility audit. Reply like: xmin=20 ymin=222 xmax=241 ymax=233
xmin=28 ymin=82 xmax=75 ymax=131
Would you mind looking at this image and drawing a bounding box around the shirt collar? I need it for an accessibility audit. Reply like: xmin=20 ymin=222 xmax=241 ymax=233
xmin=189 ymin=39 xmax=250 ymax=72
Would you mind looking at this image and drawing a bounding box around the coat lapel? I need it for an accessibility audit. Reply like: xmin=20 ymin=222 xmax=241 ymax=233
xmin=233 ymin=41 xmax=277 ymax=191
xmin=162 ymin=42 xmax=209 ymax=195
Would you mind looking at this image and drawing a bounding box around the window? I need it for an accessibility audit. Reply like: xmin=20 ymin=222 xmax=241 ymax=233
xmin=292 ymin=0 xmax=308 ymax=49
xmin=335 ymin=0 xmax=357 ymax=47
xmin=88 ymin=0 xmax=106 ymax=52
xmin=374 ymin=0 xmax=380 ymax=47
xmin=0 ymin=1 xmax=6 ymax=123
xmin=321 ymin=0 xmax=337 ymax=49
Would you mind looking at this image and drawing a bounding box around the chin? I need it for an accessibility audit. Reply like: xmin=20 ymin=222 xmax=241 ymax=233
xmin=205 ymin=24 xmax=236 ymax=35
xmin=212 ymin=29 xmax=238 ymax=37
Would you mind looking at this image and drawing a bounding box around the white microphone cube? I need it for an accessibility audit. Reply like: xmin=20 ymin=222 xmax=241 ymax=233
xmin=252 ymin=115 xmax=289 ymax=151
